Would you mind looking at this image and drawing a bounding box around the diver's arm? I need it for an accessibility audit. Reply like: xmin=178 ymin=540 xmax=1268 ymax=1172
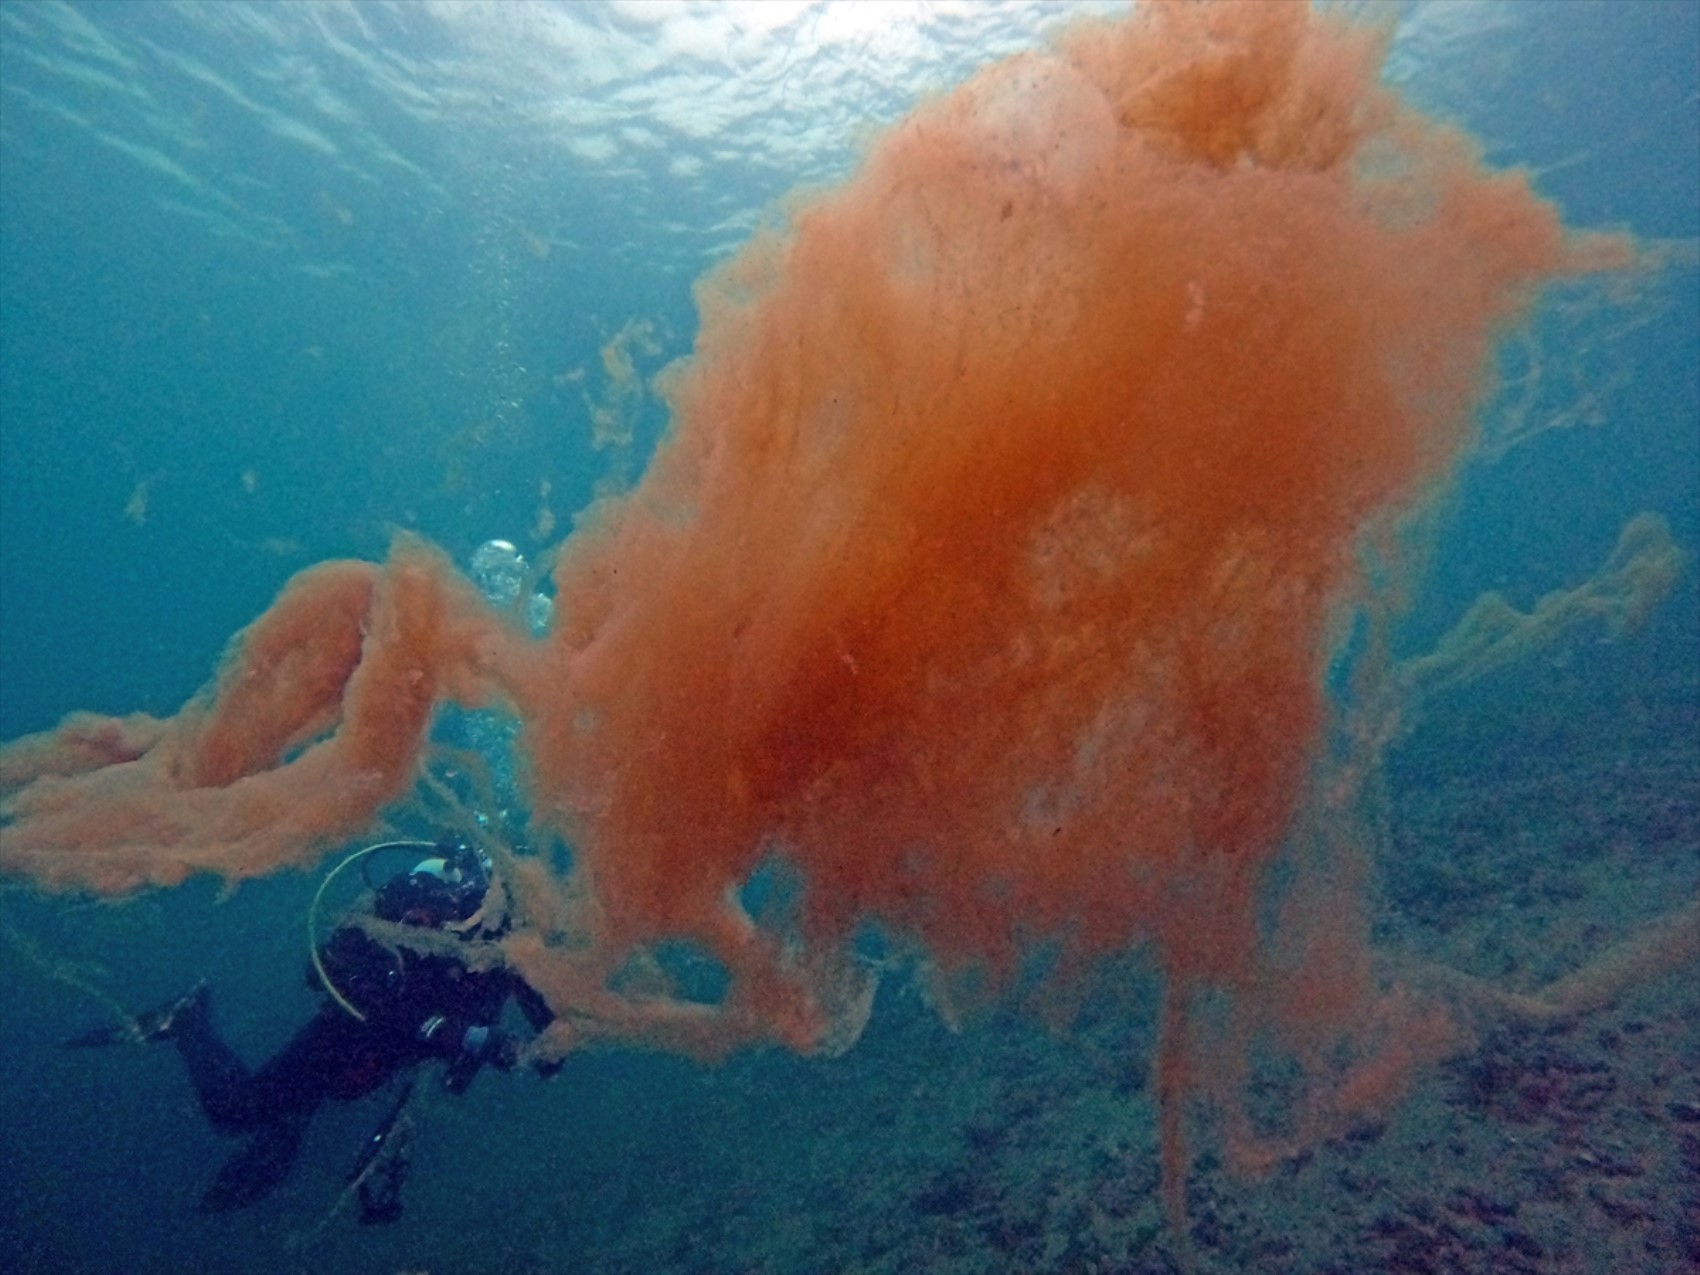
xmin=513 ymin=978 xmax=556 ymax=1034
xmin=319 ymin=929 xmax=499 ymax=1076
xmin=416 ymin=1010 xmax=515 ymax=1093
xmin=510 ymin=976 xmax=564 ymax=1078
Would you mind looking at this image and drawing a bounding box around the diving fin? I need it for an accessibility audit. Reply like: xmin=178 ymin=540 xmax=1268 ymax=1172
xmin=349 ymin=1076 xmax=416 ymax=1225
xmin=60 ymin=1021 xmax=140 ymax=1050
xmin=60 ymin=983 xmax=208 ymax=1048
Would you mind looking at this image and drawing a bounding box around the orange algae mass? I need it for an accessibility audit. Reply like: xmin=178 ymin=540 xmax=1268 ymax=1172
xmin=0 ymin=0 xmax=1622 ymax=1194
xmin=0 ymin=550 xmax=515 ymax=891
xmin=532 ymin=0 xmax=1583 ymax=977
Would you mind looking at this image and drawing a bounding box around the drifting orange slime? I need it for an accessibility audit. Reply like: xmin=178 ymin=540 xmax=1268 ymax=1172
xmin=527 ymin=0 xmax=1609 ymax=975
xmin=0 ymin=0 xmax=1628 ymax=1208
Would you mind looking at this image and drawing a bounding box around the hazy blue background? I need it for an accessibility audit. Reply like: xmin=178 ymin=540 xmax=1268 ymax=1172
xmin=1 ymin=2 xmax=1695 ymax=1272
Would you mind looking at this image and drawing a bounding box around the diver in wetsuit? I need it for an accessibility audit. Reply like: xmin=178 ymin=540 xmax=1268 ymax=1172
xmin=68 ymin=836 xmax=556 ymax=1214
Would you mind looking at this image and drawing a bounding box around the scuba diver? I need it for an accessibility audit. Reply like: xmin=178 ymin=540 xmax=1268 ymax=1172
xmin=64 ymin=835 xmax=557 ymax=1217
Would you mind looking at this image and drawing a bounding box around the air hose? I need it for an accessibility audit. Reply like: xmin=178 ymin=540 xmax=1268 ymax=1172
xmin=307 ymin=840 xmax=436 ymax=1021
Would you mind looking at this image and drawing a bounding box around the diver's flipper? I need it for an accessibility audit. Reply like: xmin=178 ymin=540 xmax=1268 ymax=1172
xmin=199 ymin=1107 xmax=310 ymax=1213
xmin=60 ymin=983 xmax=209 ymax=1049
xmin=59 ymin=1021 xmax=138 ymax=1049
xmin=350 ymin=1077 xmax=416 ymax=1226
xmin=134 ymin=983 xmax=210 ymax=1043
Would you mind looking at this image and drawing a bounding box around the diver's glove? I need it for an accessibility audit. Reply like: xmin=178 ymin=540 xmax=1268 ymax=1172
xmin=459 ymin=1023 xmax=492 ymax=1056
xmin=418 ymin=1016 xmax=526 ymax=1093
xmin=458 ymin=1024 xmax=519 ymax=1069
xmin=416 ymin=1016 xmax=509 ymax=1060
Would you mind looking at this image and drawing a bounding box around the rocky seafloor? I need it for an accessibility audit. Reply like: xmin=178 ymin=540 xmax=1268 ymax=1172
xmin=413 ymin=673 xmax=1697 ymax=1275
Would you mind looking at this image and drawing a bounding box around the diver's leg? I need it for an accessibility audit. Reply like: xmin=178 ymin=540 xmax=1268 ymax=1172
xmin=198 ymin=1105 xmax=312 ymax=1213
xmin=177 ymin=997 xmax=354 ymax=1130
xmin=192 ymin=1010 xmax=357 ymax=1210
xmin=169 ymin=988 xmax=267 ymax=1134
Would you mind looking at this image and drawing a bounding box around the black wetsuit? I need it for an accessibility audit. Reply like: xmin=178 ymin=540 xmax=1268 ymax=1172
xmin=175 ymin=912 xmax=553 ymax=1212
